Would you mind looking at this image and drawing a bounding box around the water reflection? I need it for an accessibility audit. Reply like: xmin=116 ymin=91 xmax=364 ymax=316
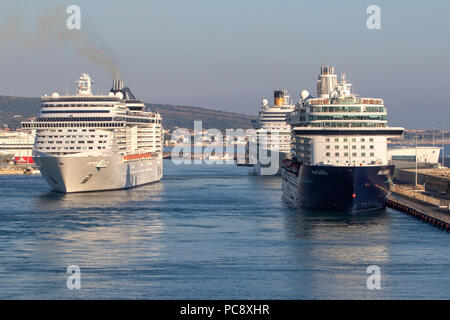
xmin=284 ymin=207 xmax=390 ymax=261
xmin=280 ymin=206 xmax=391 ymax=298
xmin=29 ymin=181 xmax=165 ymax=276
xmin=33 ymin=181 xmax=163 ymax=211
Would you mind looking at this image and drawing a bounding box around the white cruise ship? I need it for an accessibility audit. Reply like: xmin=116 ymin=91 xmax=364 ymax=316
xmin=254 ymin=90 xmax=295 ymax=175
xmin=282 ymin=66 xmax=404 ymax=212
xmin=22 ymin=74 xmax=163 ymax=193
xmin=0 ymin=130 xmax=35 ymax=164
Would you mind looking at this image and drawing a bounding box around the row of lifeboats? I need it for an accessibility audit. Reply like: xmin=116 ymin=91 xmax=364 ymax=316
xmin=123 ymin=152 xmax=158 ymax=161
xmin=362 ymin=99 xmax=382 ymax=104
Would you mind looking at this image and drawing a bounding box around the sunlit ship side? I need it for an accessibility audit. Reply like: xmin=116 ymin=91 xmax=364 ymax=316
xmin=22 ymin=74 xmax=163 ymax=193
xmin=254 ymin=90 xmax=295 ymax=175
xmin=282 ymin=66 xmax=404 ymax=212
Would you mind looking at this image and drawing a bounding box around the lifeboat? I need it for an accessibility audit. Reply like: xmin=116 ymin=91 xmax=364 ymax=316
xmin=123 ymin=152 xmax=155 ymax=161
xmin=282 ymin=159 xmax=301 ymax=175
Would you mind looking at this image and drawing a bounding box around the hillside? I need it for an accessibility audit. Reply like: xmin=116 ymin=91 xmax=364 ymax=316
xmin=0 ymin=96 xmax=256 ymax=132
xmin=0 ymin=96 xmax=41 ymax=129
xmin=147 ymin=103 xmax=255 ymax=131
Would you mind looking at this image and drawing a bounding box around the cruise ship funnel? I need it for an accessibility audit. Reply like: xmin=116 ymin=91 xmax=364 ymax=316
xmin=112 ymin=79 xmax=124 ymax=91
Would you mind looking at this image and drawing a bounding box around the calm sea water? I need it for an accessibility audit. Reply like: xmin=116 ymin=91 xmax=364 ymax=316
xmin=0 ymin=160 xmax=449 ymax=299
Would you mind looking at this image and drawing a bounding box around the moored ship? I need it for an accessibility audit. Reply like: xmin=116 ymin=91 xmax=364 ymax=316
xmin=254 ymin=90 xmax=295 ymax=175
xmin=282 ymin=66 xmax=404 ymax=212
xmin=22 ymin=74 xmax=163 ymax=192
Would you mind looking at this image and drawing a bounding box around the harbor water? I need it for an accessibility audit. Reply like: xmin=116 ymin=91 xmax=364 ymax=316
xmin=0 ymin=160 xmax=449 ymax=299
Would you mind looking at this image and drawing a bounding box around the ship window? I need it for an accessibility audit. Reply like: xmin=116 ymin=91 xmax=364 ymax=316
xmin=334 ymin=138 xmax=339 ymax=142
xmin=370 ymin=153 xmax=374 ymax=156
xmin=343 ymin=138 xmax=348 ymax=142
xmin=325 ymin=138 xmax=330 ymax=142
xmin=369 ymin=138 xmax=374 ymax=142
xmin=361 ymin=153 xmax=366 ymax=157
xmin=352 ymin=145 xmax=356 ymax=149
xmin=335 ymin=145 xmax=339 ymax=149
xmin=352 ymin=138 xmax=356 ymax=142
xmin=361 ymin=138 xmax=365 ymax=142
xmin=326 ymin=152 xmax=330 ymax=157
xmin=326 ymin=145 xmax=330 ymax=149
xmin=344 ymin=153 xmax=349 ymax=156
xmin=344 ymin=145 xmax=348 ymax=149
xmin=361 ymin=145 xmax=365 ymax=149
xmin=335 ymin=153 xmax=339 ymax=156
xmin=352 ymin=152 xmax=357 ymax=157
xmin=370 ymin=145 xmax=374 ymax=149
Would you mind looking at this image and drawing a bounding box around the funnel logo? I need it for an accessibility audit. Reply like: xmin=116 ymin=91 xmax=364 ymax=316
xmin=66 ymin=5 xmax=81 ymax=30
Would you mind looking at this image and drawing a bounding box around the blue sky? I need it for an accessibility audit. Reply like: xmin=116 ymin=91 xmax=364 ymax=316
xmin=1 ymin=0 xmax=449 ymax=128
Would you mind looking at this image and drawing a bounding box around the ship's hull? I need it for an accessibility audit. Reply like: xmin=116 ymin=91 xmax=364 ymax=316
xmin=282 ymin=160 xmax=394 ymax=212
xmin=254 ymin=149 xmax=291 ymax=175
xmin=34 ymin=151 xmax=163 ymax=193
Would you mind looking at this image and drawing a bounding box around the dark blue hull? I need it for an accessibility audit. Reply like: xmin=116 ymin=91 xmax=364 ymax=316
xmin=282 ymin=162 xmax=394 ymax=212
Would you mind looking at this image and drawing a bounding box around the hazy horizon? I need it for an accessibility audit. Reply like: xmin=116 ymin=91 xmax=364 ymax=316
xmin=0 ymin=0 xmax=449 ymax=129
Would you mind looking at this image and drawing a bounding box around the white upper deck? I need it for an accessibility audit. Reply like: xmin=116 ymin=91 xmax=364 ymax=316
xmin=257 ymin=90 xmax=295 ymax=130
xmin=22 ymin=74 xmax=163 ymax=156
xmin=289 ymin=66 xmax=404 ymax=166
xmin=288 ymin=66 xmax=403 ymax=133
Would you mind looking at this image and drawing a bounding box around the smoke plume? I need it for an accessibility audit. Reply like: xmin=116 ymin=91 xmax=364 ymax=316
xmin=1 ymin=5 xmax=122 ymax=80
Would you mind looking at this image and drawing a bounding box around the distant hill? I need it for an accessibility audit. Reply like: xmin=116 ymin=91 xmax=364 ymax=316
xmin=0 ymin=96 xmax=41 ymax=129
xmin=147 ymin=103 xmax=255 ymax=132
xmin=0 ymin=95 xmax=256 ymax=132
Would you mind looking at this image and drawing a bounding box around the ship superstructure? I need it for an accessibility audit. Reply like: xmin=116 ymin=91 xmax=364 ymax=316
xmin=282 ymin=66 xmax=404 ymax=212
xmin=0 ymin=130 xmax=35 ymax=164
xmin=254 ymin=90 xmax=295 ymax=175
xmin=22 ymin=74 xmax=163 ymax=192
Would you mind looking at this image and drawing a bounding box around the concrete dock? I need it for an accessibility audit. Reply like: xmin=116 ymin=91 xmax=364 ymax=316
xmin=395 ymin=168 xmax=450 ymax=194
xmin=386 ymin=191 xmax=450 ymax=232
